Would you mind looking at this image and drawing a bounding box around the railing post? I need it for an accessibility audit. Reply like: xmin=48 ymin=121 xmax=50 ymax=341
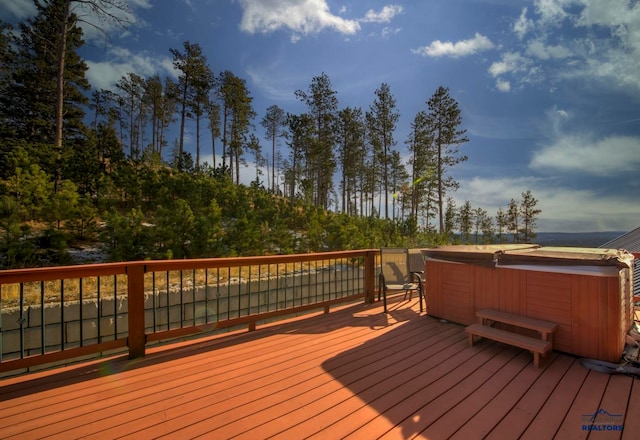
xmin=127 ymin=263 xmax=146 ymax=359
xmin=364 ymin=251 xmax=377 ymax=304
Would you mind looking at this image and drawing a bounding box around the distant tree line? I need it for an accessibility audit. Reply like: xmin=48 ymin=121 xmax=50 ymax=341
xmin=0 ymin=0 xmax=541 ymax=268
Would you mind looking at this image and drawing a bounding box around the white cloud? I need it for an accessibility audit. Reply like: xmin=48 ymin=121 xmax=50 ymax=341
xmin=413 ymin=33 xmax=495 ymax=58
xmin=85 ymin=47 xmax=175 ymax=90
xmin=530 ymin=133 xmax=640 ymax=176
xmin=576 ymin=0 xmax=640 ymax=29
xmin=488 ymin=52 xmax=531 ymax=77
xmin=381 ymin=27 xmax=402 ymax=38
xmin=495 ymin=78 xmax=511 ymax=92
xmin=534 ymin=0 xmax=572 ymax=27
xmin=526 ymin=39 xmax=571 ymax=59
xmin=238 ymin=0 xmax=360 ymax=37
xmin=513 ymin=7 xmax=534 ymax=40
xmin=459 ymin=176 xmax=544 ymax=209
xmin=498 ymin=1 xmax=640 ymax=93
xmin=361 ymin=5 xmax=404 ymax=23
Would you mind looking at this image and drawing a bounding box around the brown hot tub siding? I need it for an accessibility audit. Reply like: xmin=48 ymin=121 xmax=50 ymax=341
xmin=426 ymin=259 xmax=631 ymax=363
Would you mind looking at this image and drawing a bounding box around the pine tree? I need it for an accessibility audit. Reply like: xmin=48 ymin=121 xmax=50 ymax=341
xmin=507 ymin=198 xmax=520 ymax=243
xmin=261 ymin=105 xmax=286 ymax=193
xmin=187 ymin=55 xmax=214 ymax=171
xmin=336 ymin=107 xmax=365 ymax=215
xmin=388 ymin=150 xmax=408 ymax=221
xmin=218 ymin=71 xmax=255 ymax=183
xmin=459 ymin=200 xmax=473 ymax=244
xmin=116 ymin=73 xmax=146 ymax=159
xmin=444 ymin=197 xmax=457 ymax=241
xmin=295 ymin=73 xmax=338 ymax=209
xmin=5 ymin=0 xmax=91 ymax=179
xmin=496 ymin=207 xmax=508 ymax=243
xmin=406 ymin=110 xmax=437 ymax=228
xmin=170 ymin=41 xmax=210 ymax=157
xmin=520 ymin=190 xmax=541 ymax=242
xmin=425 ymin=86 xmax=469 ymax=234
xmin=284 ymin=113 xmax=315 ymax=204
xmin=206 ymin=97 xmax=221 ymax=168
xmin=366 ymin=83 xmax=400 ymax=219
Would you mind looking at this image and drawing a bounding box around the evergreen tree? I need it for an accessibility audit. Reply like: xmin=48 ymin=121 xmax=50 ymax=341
xmin=459 ymin=200 xmax=473 ymax=244
xmin=406 ymin=110 xmax=437 ymax=228
xmin=444 ymin=197 xmax=457 ymax=241
xmin=507 ymin=198 xmax=520 ymax=243
xmin=206 ymin=97 xmax=221 ymax=168
xmin=388 ymin=150 xmax=408 ymax=221
xmin=295 ymin=73 xmax=338 ymax=209
xmin=144 ymin=75 xmax=164 ymax=155
xmin=218 ymin=70 xmax=255 ymax=183
xmin=425 ymin=86 xmax=469 ymax=234
xmin=5 ymin=0 xmax=91 ymax=182
xmin=473 ymin=207 xmax=490 ymax=244
xmin=284 ymin=113 xmax=315 ymax=204
xmin=520 ymin=190 xmax=541 ymax=242
xmin=170 ymin=41 xmax=209 ymax=157
xmin=261 ymin=105 xmax=286 ymax=193
xmin=159 ymin=77 xmax=179 ymax=159
xmin=0 ymin=20 xmax=14 ymax=128
xmin=495 ymin=207 xmax=508 ymax=243
xmin=246 ymin=133 xmax=264 ymax=185
xmin=115 ymin=72 xmax=146 ymax=158
xmin=335 ymin=107 xmax=365 ymax=215
xmin=366 ymin=83 xmax=399 ymax=219
xmin=52 ymin=0 xmax=130 ymax=148
xmin=187 ymin=55 xmax=214 ymax=171
xmin=480 ymin=212 xmax=495 ymax=244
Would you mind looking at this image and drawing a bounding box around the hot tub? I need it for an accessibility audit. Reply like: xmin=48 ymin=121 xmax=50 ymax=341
xmin=425 ymin=245 xmax=634 ymax=362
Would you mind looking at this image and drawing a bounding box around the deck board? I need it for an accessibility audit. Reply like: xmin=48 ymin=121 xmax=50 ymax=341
xmin=0 ymin=296 xmax=638 ymax=439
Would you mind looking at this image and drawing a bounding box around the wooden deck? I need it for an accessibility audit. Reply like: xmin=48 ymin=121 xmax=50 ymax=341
xmin=1 ymin=296 xmax=639 ymax=439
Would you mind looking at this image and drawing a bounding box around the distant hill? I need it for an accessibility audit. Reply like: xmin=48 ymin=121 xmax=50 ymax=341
xmin=533 ymin=231 xmax=625 ymax=248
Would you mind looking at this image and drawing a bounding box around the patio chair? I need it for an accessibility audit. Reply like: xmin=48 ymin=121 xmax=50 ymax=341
xmin=378 ymin=247 xmax=424 ymax=314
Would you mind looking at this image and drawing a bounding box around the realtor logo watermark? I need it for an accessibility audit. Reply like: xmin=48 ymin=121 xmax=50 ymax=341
xmin=582 ymin=408 xmax=624 ymax=432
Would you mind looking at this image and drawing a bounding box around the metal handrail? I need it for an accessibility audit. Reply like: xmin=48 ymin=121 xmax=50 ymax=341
xmin=0 ymin=250 xmax=379 ymax=374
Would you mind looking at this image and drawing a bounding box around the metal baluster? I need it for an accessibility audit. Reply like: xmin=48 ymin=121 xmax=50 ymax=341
xmin=237 ymin=266 xmax=242 ymax=318
xmin=165 ymin=272 xmax=170 ymax=331
xmin=192 ymin=269 xmax=196 ymax=326
xmin=19 ymin=283 xmax=25 ymax=359
xmin=257 ymin=264 xmax=262 ymax=313
xmin=40 ymin=281 xmax=45 ymax=354
xmin=97 ymin=276 xmax=101 ymax=343
xmin=60 ymin=280 xmax=65 ymax=351
xmin=79 ymin=278 xmax=83 ymax=346
xmin=247 ymin=265 xmax=252 ymax=316
xmin=113 ymin=275 xmax=117 ymax=339
xmin=204 ymin=269 xmax=209 ymax=323
xmin=180 ymin=271 xmax=184 ymax=329
xmin=151 ymin=272 xmax=156 ymax=332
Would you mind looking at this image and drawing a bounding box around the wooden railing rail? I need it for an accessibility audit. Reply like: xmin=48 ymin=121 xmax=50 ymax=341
xmin=0 ymin=250 xmax=379 ymax=375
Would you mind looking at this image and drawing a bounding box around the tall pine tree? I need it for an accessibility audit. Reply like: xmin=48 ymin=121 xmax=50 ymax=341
xmin=425 ymin=86 xmax=469 ymax=234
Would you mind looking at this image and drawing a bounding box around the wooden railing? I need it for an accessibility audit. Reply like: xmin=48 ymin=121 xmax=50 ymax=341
xmin=0 ymin=250 xmax=379 ymax=374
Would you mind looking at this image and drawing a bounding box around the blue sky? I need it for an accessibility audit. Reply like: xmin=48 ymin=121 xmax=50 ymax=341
xmin=2 ymin=0 xmax=640 ymax=233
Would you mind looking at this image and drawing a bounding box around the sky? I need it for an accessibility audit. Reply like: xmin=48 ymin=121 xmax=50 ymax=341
xmin=2 ymin=0 xmax=640 ymax=233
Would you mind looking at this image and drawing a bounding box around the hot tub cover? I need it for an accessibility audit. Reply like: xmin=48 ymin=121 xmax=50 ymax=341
xmin=424 ymin=244 xmax=540 ymax=267
xmin=500 ymin=246 xmax=634 ymax=268
xmin=425 ymin=245 xmax=634 ymax=268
